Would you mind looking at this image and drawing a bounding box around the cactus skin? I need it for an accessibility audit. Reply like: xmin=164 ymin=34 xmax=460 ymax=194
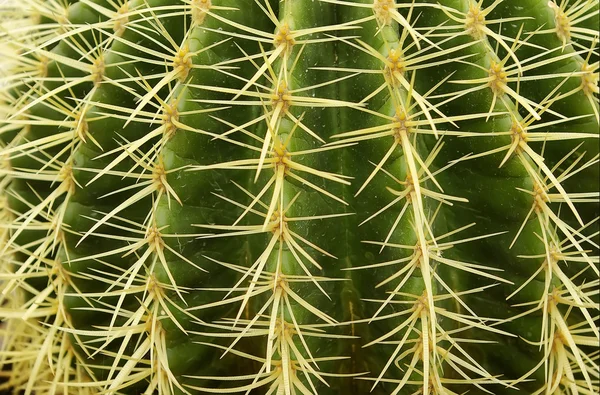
xmin=0 ymin=0 xmax=598 ymax=394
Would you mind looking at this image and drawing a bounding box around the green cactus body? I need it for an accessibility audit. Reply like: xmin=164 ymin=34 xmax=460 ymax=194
xmin=0 ymin=0 xmax=598 ymax=394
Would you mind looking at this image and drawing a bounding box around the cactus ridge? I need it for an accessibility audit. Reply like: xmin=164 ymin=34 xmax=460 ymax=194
xmin=0 ymin=1 xmax=598 ymax=394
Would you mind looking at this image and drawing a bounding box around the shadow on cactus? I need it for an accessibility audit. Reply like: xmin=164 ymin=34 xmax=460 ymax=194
xmin=0 ymin=0 xmax=598 ymax=394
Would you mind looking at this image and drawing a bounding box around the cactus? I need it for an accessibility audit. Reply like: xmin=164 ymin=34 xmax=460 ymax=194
xmin=0 ymin=0 xmax=598 ymax=394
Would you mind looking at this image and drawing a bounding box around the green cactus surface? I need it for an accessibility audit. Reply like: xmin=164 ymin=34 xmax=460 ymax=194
xmin=0 ymin=0 xmax=599 ymax=394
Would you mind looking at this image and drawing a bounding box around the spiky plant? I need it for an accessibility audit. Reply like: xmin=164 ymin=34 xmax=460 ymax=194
xmin=0 ymin=0 xmax=598 ymax=394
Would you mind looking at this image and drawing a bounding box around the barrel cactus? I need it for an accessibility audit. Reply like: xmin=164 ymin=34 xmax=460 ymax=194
xmin=0 ymin=0 xmax=598 ymax=394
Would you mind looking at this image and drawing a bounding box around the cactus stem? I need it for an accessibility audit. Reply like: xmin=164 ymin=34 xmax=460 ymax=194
xmin=1 ymin=0 xmax=598 ymax=393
